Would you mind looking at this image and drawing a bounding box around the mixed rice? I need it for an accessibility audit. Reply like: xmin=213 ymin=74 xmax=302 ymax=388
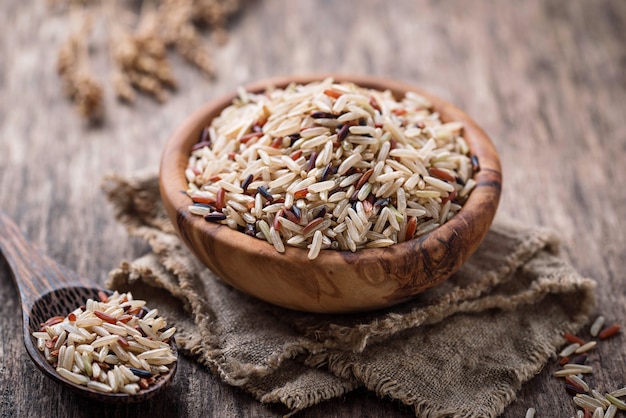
xmin=32 ymin=291 xmax=176 ymax=394
xmin=185 ymin=78 xmax=478 ymax=259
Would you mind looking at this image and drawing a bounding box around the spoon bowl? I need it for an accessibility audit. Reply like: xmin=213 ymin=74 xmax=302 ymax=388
xmin=0 ymin=211 xmax=177 ymax=403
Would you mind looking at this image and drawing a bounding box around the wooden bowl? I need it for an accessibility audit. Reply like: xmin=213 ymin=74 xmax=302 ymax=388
xmin=159 ymin=74 xmax=502 ymax=313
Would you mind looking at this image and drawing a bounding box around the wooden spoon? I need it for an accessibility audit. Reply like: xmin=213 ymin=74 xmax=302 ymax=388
xmin=0 ymin=211 xmax=177 ymax=403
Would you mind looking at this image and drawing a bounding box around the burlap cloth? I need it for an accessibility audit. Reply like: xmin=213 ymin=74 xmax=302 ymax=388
xmin=102 ymin=172 xmax=596 ymax=417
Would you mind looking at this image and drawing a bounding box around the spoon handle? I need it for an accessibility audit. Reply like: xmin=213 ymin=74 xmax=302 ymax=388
xmin=0 ymin=211 xmax=92 ymax=312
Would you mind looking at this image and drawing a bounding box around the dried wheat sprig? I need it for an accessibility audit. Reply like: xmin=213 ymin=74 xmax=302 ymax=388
xmin=109 ymin=9 xmax=176 ymax=103
xmin=175 ymin=23 xmax=215 ymax=77
xmin=57 ymin=16 xmax=104 ymax=121
xmin=57 ymin=0 xmax=244 ymax=112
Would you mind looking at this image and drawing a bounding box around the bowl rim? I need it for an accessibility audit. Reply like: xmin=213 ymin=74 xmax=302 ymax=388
xmin=159 ymin=73 xmax=502 ymax=282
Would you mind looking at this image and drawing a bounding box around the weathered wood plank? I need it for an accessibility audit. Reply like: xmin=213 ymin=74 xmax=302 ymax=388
xmin=1 ymin=0 xmax=625 ymax=416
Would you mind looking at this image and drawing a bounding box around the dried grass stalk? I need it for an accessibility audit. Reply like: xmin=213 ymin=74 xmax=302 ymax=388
xmin=106 ymin=0 xmax=244 ymax=103
xmin=110 ymin=18 xmax=176 ymax=103
xmin=56 ymin=0 xmax=244 ymax=114
xmin=57 ymin=18 xmax=104 ymax=121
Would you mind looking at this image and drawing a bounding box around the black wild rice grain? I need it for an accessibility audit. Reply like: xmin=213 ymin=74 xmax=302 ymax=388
xmin=566 ymin=383 xmax=586 ymax=395
xmin=290 ymin=205 xmax=301 ymax=220
xmin=314 ymin=206 xmax=327 ymax=219
xmin=321 ymin=163 xmax=334 ymax=181
xmin=257 ymin=186 xmax=274 ymax=202
xmin=205 ymin=212 xmax=227 ymax=222
xmin=311 ymin=111 xmax=337 ymax=119
xmin=337 ymin=124 xmax=350 ymax=142
xmin=130 ymin=367 xmax=153 ymax=378
xmin=242 ymin=174 xmax=253 ymax=192
xmin=245 ymin=223 xmax=256 ymax=236
xmin=306 ymin=151 xmax=318 ymax=172
xmin=471 ymin=154 xmax=480 ymax=171
xmin=199 ymin=126 xmax=211 ymax=144
xmin=191 ymin=140 xmax=212 ymax=151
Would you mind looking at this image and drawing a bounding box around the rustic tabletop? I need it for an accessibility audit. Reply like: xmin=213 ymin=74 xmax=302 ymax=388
xmin=1 ymin=1 xmax=625 ymax=417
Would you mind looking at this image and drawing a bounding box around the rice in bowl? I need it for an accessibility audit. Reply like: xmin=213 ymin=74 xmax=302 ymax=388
xmin=184 ymin=78 xmax=478 ymax=259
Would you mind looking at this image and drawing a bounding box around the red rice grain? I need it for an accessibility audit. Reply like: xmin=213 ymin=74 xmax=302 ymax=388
xmin=598 ymin=323 xmax=620 ymax=340
xmin=564 ymin=332 xmax=586 ymax=345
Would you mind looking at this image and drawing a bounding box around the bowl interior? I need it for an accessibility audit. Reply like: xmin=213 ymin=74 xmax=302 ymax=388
xmin=159 ymin=74 xmax=502 ymax=313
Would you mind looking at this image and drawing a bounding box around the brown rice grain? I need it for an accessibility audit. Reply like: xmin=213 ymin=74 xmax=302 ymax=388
xmin=590 ymin=316 xmax=606 ymax=337
xmin=108 ymin=370 xmax=119 ymax=392
xmin=64 ymin=345 xmax=75 ymax=371
xmin=609 ymin=387 xmax=626 ymax=398
xmin=88 ymin=380 xmax=113 ymax=393
xmin=91 ymin=325 xmax=112 ymax=338
xmin=591 ymin=390 xmax=611 ymax=408
xmin=73 ymin=351 xmax=85 ymax=372
xmin=136 ymin=347 xmax=174 ymax=360
xmin=270 ymin=227 xmax=285 ymax=253
xmin=605 ymin=394 xmax=626 ymax=411
xmin=104 ymin=354 xmax=120 ymax=365
xmin=573 ymin=394 xmax=606 ymax=410
xmin=97 ymin=346 xmax=108 ymax=363
xmin=575 ymin=341 xmax=597 ymax=354
xmin=560 ymin=343 xmax=581 ymax=357
xmin=158 ymin=327 xmax=175 ymax=342
xmin=92 ymin=361 xmax=102 ymax=379
xmin=57 ymin=367 xmax=90 ymax=385
xmin=365 ymin=238 xmax=395 ymax=248
xmin=564 ymin=364 xmax=593 ymax=373
xmin=605 ymin=405 xmax=617 ymax=418
xmin=308 ymin=230 xmax=323 ymax=260
xmin=554 ymin=369 xmax=591 ymax=377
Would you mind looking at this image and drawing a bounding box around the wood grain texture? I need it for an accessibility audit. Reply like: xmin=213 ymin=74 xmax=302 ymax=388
xmin=1 ymin=0 xmax=625 ymax=416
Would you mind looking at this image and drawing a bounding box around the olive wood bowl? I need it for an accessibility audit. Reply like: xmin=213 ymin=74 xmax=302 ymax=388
xmin=160 ymin=74 xmax=502 ymax=313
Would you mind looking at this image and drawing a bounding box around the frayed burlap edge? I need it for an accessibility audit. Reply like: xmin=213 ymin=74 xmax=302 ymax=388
xmin=102 ymin=172 xmax=596 ymax=417
xmin=307 ymin=266 xmax=595 ymax=418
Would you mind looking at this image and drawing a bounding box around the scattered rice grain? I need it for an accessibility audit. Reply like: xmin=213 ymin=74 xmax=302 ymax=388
xmin=590 ymin=316 xmax=606 ymax=337
xmin=560 ymin=343 xmax=581 ymax=357
xmin=605 ymin=394 xmax=626 ymax=411
xmin=573 ymin=394 xmax=606 ymax=411
xmin=609 ymin=387 xmax=626 ymax=398
xmin=575 ymin=341 xmax=597 ymax=354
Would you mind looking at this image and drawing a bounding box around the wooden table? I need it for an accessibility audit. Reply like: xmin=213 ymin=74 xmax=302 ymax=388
xmin=1 ymin=1 xmax=625 ymax=416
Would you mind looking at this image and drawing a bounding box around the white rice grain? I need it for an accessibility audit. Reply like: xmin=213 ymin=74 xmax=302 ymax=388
xmin=56 ymin=367 xmax=90 ymax=386
xmin=590 ymin=315 xmax=606 ymax=337
xmin=308 ymin=230 xmax=323 ymax=260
